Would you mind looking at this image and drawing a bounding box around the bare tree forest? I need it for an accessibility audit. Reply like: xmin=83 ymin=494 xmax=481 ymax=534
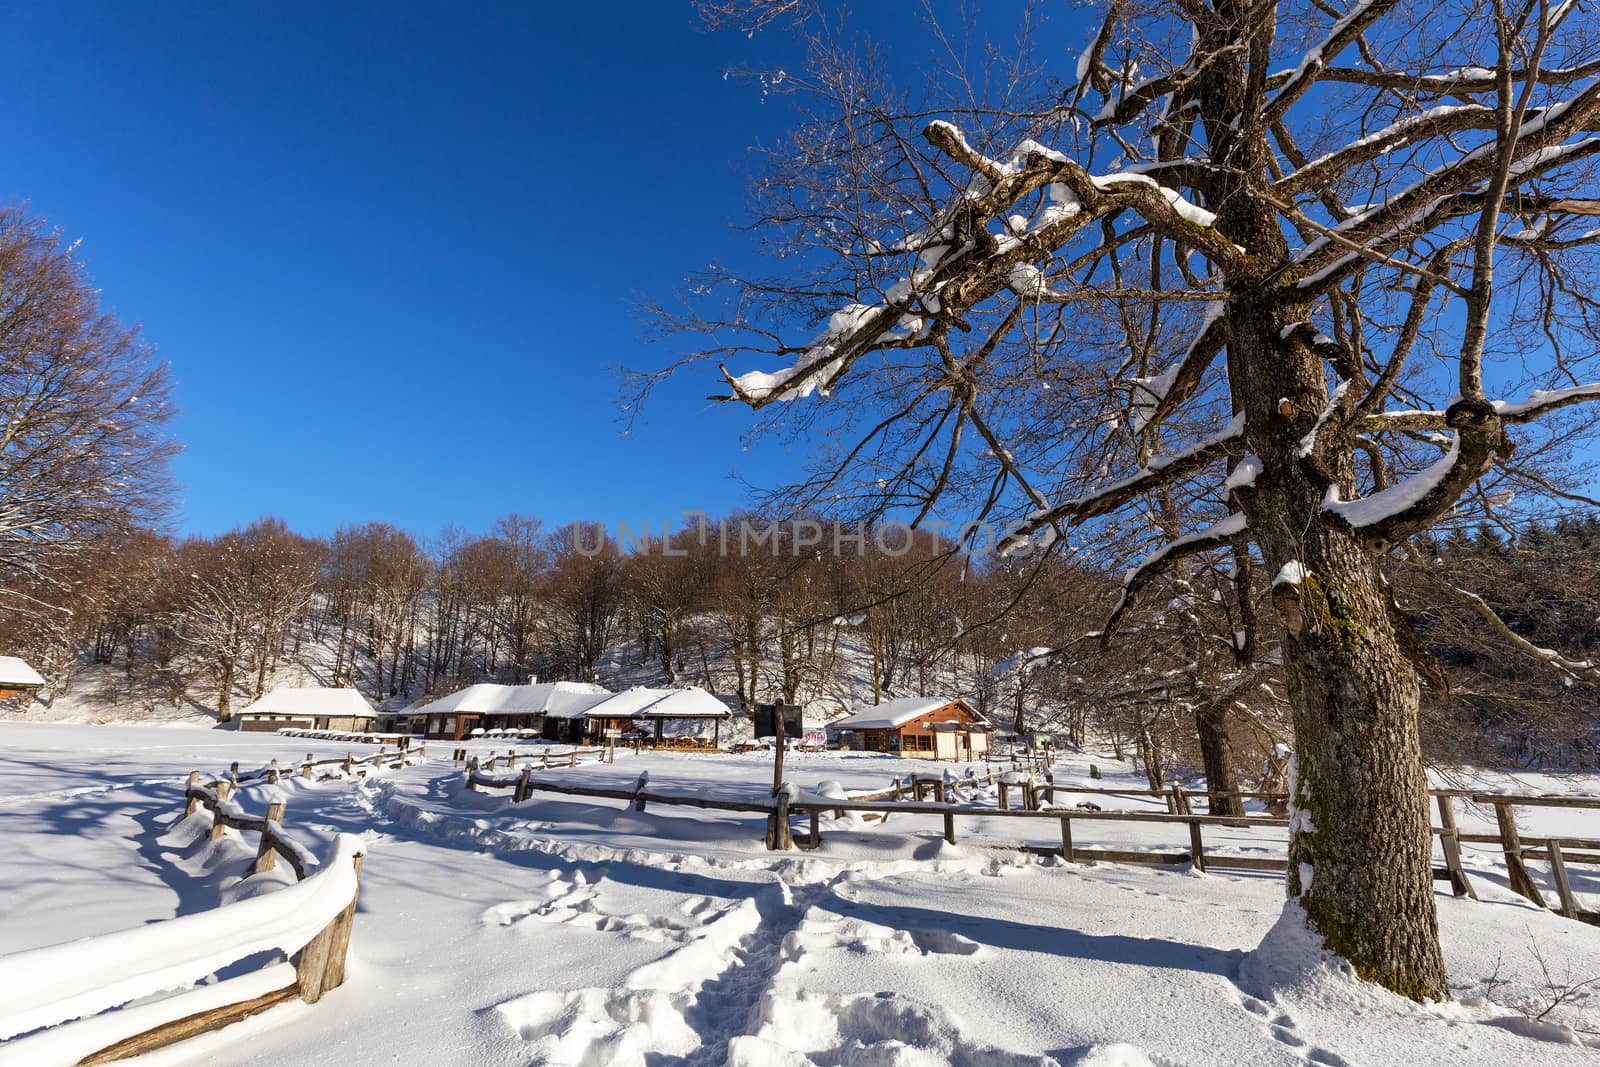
xmin=638 ymin=0 xmax=1600 ymax=999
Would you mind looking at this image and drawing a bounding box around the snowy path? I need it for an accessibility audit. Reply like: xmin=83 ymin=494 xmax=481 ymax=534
xmin=3 ymin=724 xmax=1599 ymax=1066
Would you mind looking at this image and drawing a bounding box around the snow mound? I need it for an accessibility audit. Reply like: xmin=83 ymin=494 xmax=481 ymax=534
xmin=731 ymin=987 xmax=1061 ymax=1066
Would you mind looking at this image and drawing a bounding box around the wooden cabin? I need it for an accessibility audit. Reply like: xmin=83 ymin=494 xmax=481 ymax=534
xmin=830 ymin=697 xmax=990 ymax=760
xmin=0 ymin=656 xmax=45 ymax=709
xmin=236 ymin=686 xmax=377 ymax=733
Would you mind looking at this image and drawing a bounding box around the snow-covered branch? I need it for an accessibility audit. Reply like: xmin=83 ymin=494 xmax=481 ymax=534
xmin=1101 ymin=513 xmax=1248 ymax=640
xmin=997 ymin=412 xmax=1245 ymax=556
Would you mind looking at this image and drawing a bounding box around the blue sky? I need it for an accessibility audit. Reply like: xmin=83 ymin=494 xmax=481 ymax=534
xmin=2 ymin=3 xmax=855 ymax=539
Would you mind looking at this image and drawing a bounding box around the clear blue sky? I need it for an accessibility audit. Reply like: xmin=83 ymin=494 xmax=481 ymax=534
xmin=2 ymin=3 xmax=863 ymax=539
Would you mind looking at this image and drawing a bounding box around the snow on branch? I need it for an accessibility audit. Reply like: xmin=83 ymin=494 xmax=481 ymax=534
xmin=1101 ymin=513 xmax=1248 ymax=642
xmin=1129 ymin=304 xmax=1228 ymax=434
xmin=1276 ymin=104 xmax=1494 ymax=197
xmin=721 ymin=303 xmax=897 ymax=403
xmin=718 ymin=120 xmax=1239 ymax=411
xmin=1490 ymin=381 xmax=1600 ymax=421
xmin=1317 ymin=56 xmax=1600 ymax=96
xmin=1324 ymin=435 xmax=1462 ymax=535
xmin=996 ymin=412 xmax=1245 ymax=556
xmin=1261 ymin=0 xmax=1397 ymax=127
xmin=1291 ymin=74 xmax=1600 ymax=290
xmin=1362 ymin=381 xmax=1600 ymax=433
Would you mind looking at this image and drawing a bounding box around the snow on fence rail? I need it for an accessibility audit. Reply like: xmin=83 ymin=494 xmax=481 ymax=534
xmin=451 ymin=745 xmax=612 ymax=772
xmin=460 ymin=759 xmax=1292 ymax=871
xmin=0 ymin=748 xmax=424 ymax=1064
xmin=460 ymin=760 xmax=1599 ymax=922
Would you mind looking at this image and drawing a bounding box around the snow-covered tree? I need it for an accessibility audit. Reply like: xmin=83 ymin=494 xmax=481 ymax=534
xmin=648 ymin=0 xmax=1600 ymax=998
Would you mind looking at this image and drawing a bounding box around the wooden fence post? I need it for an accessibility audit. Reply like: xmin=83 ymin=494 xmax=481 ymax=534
xmin=1494 ymin=801 xmax=1547 ymax=907
xmin=296 ymin=854 xmax=363 ymax=1004
xmin=229 ymin=761 xmax=240 ymax=785
xmin=515 ymin=768 xmax=532 ymax=804
xmin=255 ymin=799 xmax=286 ymax=874
xmin=943 ymin=810 xmax=956 ymax=845
xmin=632 ymin=773 xmax=649 ymax=812
xmin=998 ymin=782 xmax=1010 ymax=811
xmin=465 ymin=757 xmax=479 ymax=791
xmin=302 ymin=754 xmax=314 ymax=780
xmin=185 ymin=771 xmax=200 ymax=815
xmin=210 ymin=782 xmax=232 ymax=842
xmin=1188 ymin=819 xmax=1206 ymax=872
xmin=570 ymin=750 xmax=578 ymax=768
xmin=1548 ymin=839 xmax=1579 ymax=919
xmin=1059 ymin=816 xmax=1075 ymax=862
xmin=766 ymin=787 xmax=794 ymax=851
xmin=1432 ymin=794 xmax=1477 ymax=899
xmin=268 ymin=759 xmax=280 ymax=784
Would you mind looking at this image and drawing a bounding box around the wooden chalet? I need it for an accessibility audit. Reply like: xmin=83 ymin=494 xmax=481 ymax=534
xmin=236 ymin=686 xmax=377 ymax=733
xmin=830 ymin=696 xmax=990 ymax=760
xmin=0 ymin=656 xmax=45 ymax=709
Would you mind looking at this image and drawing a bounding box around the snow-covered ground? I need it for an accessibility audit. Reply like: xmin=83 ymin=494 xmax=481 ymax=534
xmin=2 ymin=722 xmax=1597 ymax=1065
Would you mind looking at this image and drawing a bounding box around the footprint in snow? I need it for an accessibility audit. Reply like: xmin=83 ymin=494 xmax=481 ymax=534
xmin=481 ymin=876 xmax=742 ymax=945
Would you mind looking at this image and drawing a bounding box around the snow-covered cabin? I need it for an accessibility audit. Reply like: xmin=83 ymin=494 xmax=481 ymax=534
xmin=236 ymin=686 xmax=377 ymax=733
xmin=544 ymin=685 xmax=733 ymax=746
xmin=830 ymin=697 xmax=989 ymax=760
xmin=411 ymin=681 xmax=611 ymax=740
xmin=0 ymin=656 xmax=45 ymax=709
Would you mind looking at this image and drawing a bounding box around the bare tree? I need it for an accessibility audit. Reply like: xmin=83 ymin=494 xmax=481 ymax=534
xmin=0 ymin=204 xmax=177 ymax=636
xmin=644 ymin=0 xmax=1600 ymax=998
xmin=180 ymin=519 xmax=317 ymax=721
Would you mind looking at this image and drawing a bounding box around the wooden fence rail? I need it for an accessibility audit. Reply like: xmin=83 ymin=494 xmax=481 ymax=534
xmin=0 ymin=746 xmax=427 ymax=1065
xmin=461 ymin=761 xmax=1289 ymax=872
xmin=462 ymin=760 xmax=1597 ymax=923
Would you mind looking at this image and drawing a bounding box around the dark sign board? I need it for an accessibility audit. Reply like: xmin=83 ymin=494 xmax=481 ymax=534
xmin=753 ymin=703 xmax=803 ymax=739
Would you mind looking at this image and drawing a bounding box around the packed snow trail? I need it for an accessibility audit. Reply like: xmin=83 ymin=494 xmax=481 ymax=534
xmin=2 ymin=723 xmax=1598 ymax=1066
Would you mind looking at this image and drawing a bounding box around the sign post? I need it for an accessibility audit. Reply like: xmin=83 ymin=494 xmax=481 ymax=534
xmin=755 ymin=703 xmax=803 ymax=848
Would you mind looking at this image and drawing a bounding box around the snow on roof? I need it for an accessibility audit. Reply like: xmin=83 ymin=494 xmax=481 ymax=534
xmin=830 ymin=696 xmax=983 ymax=730
xmin=238 ymin=686 xmax=376 ymax=719
xmin=0 ymin=656 xmax=44 ymax=688
xmin=415 ymin=682 xmax=611 ymax=718
xmin=581 ymin=686 xmax=733 ymax=721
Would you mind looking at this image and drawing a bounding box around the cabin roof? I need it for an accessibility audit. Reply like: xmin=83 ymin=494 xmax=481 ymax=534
xmin=830 ymin=696 xmax=984 ymax=730
xmin=238 ymin=686 xmax=376 ymax=719
xmin=0 ymin=656 xmax=44 ymax=688
xmin=577 ymin=686 xmax=733 ymax=721
xmin=414 ymin=681 xmax=610 ymax=717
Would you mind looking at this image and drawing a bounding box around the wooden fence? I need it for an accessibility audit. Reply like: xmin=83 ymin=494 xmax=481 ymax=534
xmin=0 ymin=748 xmax=422 ymax=1065
xmin=461 ymin=760 xmax=1598 ymax=925
xmin=454 ymin=745 xmax=613 ymax=775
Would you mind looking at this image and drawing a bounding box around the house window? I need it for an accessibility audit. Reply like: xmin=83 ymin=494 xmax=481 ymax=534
xmin=914 ymin=735 xmax=932 ymax=751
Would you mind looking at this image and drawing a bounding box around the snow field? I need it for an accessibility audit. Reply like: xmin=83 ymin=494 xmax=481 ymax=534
xmin=1 ymin=723 xmax=1598 ymax=1065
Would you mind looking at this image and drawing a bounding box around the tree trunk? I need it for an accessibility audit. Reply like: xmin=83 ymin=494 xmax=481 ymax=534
xmin=217 ymin=659 xmax=235 ymax=723
xmin=1194 ymin=703 xmax=1243 ymax=817
xmin=1268 ymin=531 xmax=1446 ymax=1000
xmin=1234 ymin=298 xmax=1448 ymax=999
